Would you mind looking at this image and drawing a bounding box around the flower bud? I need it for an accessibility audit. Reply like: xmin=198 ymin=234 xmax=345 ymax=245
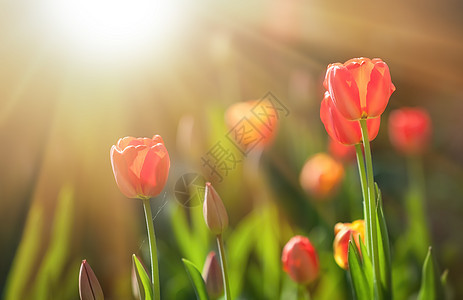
xmin=333 ymin=220 xmax=365 ymax=269
xmin=281 ymin=236 xmax=319 ymax=284
xmin=299 ymin=153 xmax=344 ymax=199
xmin=203 ymin=182 xmax=229 ymax=235
xmin=79 ymin=260 xmax=104 ymax=300
xmin=202 ymin=252 xmax=224 ymax=299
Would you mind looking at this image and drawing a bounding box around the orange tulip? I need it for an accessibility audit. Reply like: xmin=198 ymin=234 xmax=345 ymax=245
xmin=299 ymin=153 xmax=344 ymax=199
xmin=333 ymin=220 xmax=365 ymax=269
xmin=282 ymin=236 xmax=319 ymax=285
xmin=324 ymin=57 xmax=395 ymax=120
xmin=320 ymin=92 xmax=381 ymax=145
xmin=110 ymin=135 xmax=170 ymax=199
xmin=388 ymin=107 xmax=431 ymax=155
xmin=225 ymin=99 xmax=278 ymax=150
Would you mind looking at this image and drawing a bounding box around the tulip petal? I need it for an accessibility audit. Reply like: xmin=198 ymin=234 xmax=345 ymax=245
xmin=345 ymin=58 xmax=375 ymax=112
xmin=111 ymin=145 xmax=140 ymax=198
xmin=366 ymin=61 xmax=394 ymax=118
xmin=140 ymin=143 xmax=170 ymax=197
xmin=327 ymin=65 xmax=362 ymax=120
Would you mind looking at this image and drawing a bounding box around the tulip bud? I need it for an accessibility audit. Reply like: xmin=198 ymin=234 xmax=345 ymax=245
xmin=202 ymin=252 xmax=224 ymax=299
xmin=299 ymin=153 xmax=344 ymax=199
xmin=203 ymin=182 xmax=229 ymax=235
xmin=79 ymin=260 xmax=104 ymax=300
xmin=333 ymin=220 xmax=365 ymax=269
xmin=281 ymin=236 xmax=319 ymax=284
xmin=388 ymin=107 xmax=431 ymax=155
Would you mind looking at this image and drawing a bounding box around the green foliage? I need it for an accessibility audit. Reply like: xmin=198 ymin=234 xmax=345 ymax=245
xmin=417 ymin=247 xmax=446 ymax=300
xmin=375 ymin=184 xmax=392 ymax=299
xmin=4 ymin=184 xmax=75 ymax=300
xmin=182 ymin=258 xmax=210 ymax=300
xmin=348 ymin=239 xmax=372 ymax=300
xmin=132 ymin=254 xmax=154 ymax=300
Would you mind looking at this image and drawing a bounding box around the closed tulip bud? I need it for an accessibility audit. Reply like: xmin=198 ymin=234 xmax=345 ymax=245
xmin=324 ymin=57 xmax=395 ymax=120
xmin=388 ymin=107 xmax=432 ymax=155
xmin=333 ymin=220 xmax=365 ymax=269
xmin=203 ymin=182 xmax=229 ymax=235
xmin=321 ymin=92 xmax=381 ymax=145
xmin=110 ymin=135 xmax=170 ymax=199
xmin=282 ymin=236 xmax=319 ymax=284
xmin=299 ymin=153 xmax=344 ymax=199
xmin=202 ymin=252 xmax=224 ymax=299
xmin=79 ymin=260 xmax=104 ymax=300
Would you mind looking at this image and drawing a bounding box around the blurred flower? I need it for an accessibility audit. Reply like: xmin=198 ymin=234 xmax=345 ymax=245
xmin=299 ymin=153 xmax=344 ymax=199
xmin=202 ymin=251 xmax=224 ymax=299
xmin=203 ymin=182 xmax=229 ymax=235
xmin=225 ymin=99 xmax=278 ymax=150
xmin=329 ymin=138 xmax=356 ymax=162
xmin=388 ymin=107 xmax=432 ymax=155
xmin=333 ymin=220 xmax=365 ymax=269
xmin=79 ymin=260 xmax=104 ymax=300
xmin=110 ymin=135 xmax=170 ymax=199
xmin=282 ymin=235 xmax=319 ymax=284
xmin=324 ymin=57 xmax=395 ymax=120
xmin=320 ymin=92 xmax=380 ymax=145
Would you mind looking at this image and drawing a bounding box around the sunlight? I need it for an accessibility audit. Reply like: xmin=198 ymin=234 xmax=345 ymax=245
xmin=44 ymin=0 xmax=185 ymax=62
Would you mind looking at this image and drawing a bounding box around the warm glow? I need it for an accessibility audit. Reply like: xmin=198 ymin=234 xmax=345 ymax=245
xmin=43 ymin=0 xmax=185 ymax=62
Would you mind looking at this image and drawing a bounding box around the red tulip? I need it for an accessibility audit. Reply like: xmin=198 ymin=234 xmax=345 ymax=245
xmin=110 ymin=135 xmax=170 ymax=199
xmin=324 ymin=57 xmax=395 ymax=120
xmin=282 ymin=236 xmax=319 ymax=284
xmin=320 ymin=92 xmax=381 ymax=145
xmin=333 ymin=220 xmax=365 ymax=270
xmin=388 ymin=107 xmax=431 ymax=155
xmin=328 ymin=138 xmax=356 ymax=162
xmin=299 ymin=153 xmax=344 ymax=199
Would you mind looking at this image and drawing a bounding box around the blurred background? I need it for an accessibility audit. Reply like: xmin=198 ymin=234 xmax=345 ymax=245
xmin=1 ymin=0 xmax=463 ymax=299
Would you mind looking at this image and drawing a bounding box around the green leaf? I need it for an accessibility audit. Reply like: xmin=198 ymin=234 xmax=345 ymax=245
xmin=182 ymin=258 xmax=210 ymax=300
xmin=348 ymin=240 xmax=371 ymax=300
xmin=4 ymin=202 xmax=44 ymax=300
xmin=132 ymin=254 xmax=153 ymax=300
xmin=359 ymin=239 xmax=373 ymax=292
xmin=375 ymin=184 xmax=392 ymax=298
xmin=418 ymin=247 xmax=446 ymax=300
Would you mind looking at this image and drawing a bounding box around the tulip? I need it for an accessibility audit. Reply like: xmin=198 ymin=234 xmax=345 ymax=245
xmin=79 ymin=260 xmax=104 ymax=300
xmin=282 ymin=236 xmax=319 ymax=284
xmin=324 ymin=57 xmax=395 ymax=120
xmin=333 ymin=220 xmax=365 ymax=269
xmin=202 ymin=252 xmax=224 ymax=299
xmin=203 ymin=182 xmax=229 ymax=236
xmin=299 ymin=153 xmax=344 ymax=199
xmin=110 ymin=135 xmax=170 ymax=199
xmin=328 ymin=138 xmax=356 ymax=163
xmin=225 ymin=99 xmax=278 ymax=149
xmin=388 ymin=107 xmax=432 ymax=155
xmin=321 ymin=91 xmax=381 ymax=145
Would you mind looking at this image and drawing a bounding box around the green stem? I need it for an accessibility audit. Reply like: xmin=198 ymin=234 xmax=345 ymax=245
xmin=217 ymin=234 xmax=231 ymax=300
xmin=142 ymin=198 xmax=161 ymax=300
xmin=355 ymin=144 xmax=370 ymax=253
xmin=359 ymin=119 xmax=382 ymax=300
xmin=406 ymin=155 xmax=430 ymax=257
xmin=297 ymin=284 xmax=310 ymax=300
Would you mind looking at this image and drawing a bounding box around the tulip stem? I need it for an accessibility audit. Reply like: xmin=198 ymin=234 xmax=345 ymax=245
xmin=217 ymin=234 xmax=231 ymax=300
xmin=354 ymin=144 xmax=370 ymax=253
xmin=142 ymin=197 xmax=161 ymax=300
xmin=359 ymin=119 xmax=382 ymax=300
